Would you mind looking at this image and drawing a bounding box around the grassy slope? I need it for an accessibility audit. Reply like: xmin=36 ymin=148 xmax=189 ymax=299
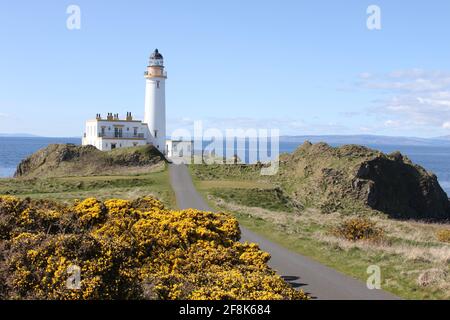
xmin=189 ymin=165 xmax=450 ymax=300
xmin=15 ymin=144 xmax=166 ymax=179
xmin=0 ymin=163 xmax=176 ymax=208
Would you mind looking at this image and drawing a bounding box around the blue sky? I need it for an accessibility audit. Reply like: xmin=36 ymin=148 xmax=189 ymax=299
xmin=1 ymin=0 xmax=450 ymax=137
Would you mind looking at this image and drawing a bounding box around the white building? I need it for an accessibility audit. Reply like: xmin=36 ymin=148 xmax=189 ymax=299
xmin=144 ymin=48 xmax=166 ymax=152
xmin=82 ymin=112 xmax=149 ymax=150
xmin=82 ymin=49 xmax=192 ymax=156
xmin=166 ymin=139 xmax=194 ymax=163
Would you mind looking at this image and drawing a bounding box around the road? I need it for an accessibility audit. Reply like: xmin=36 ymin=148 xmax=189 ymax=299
xmin=168 ymin=164 xmax=399 ymax=300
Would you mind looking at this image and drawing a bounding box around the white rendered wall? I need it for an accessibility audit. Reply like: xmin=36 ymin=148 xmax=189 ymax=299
xmin=100 ymin=139 xmax=147 ymax=151
xmin=165 ymin=140 xmax=173 ymax=157
xmin=166 ymin=140 xmax=193 ymax=164
xmin=82 ymin=120 xmax=148 ymax=151
xmin=82 ymin=120 xmax=100 ymax=148
xmin=144 ymin=77 xmax=166 ymax=153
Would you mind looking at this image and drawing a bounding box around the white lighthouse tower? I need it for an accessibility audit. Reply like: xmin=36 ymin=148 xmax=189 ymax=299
xmin=144 ymin=49 xmax=167 ymax=153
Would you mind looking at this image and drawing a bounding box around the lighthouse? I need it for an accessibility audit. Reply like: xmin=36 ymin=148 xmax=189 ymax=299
xmin=82 ymin=48 xmax=193 ymax=158
xmin=144 ymin=49 xmax=167 ymax=153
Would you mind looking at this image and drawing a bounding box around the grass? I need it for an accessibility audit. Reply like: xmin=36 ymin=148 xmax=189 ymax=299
xmin=0 ymin=163 xmax=176 ymax=208
xmin=196 ymin=180 xmax=274 ymax=190
xmin=208 ymin=188 xmax=299 ymax=213
xmin=189 ymin=165 xmax=450 ymax=299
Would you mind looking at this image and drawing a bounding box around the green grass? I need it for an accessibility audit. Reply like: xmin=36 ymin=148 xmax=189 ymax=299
xmin=233 ymin=212 xmax=450 ymax=299
xmin=208 ymin=188 xmax=299 ymax=212
xmin=189 ymin=163 xmax=266 ymax=182
xmin=0 ymin=164 xmax=176 ymax=208
xmin=196 ymin=180 xmax=274 ymax=190
xmin=189 ymin=168 xmax=450 ymax=300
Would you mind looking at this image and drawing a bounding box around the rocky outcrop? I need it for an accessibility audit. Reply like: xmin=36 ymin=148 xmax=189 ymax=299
xmin=279 ymin=142 xmax=450 ymax=220
xmin=352 ymin=154 xmax=449 ymax=220
xmin=15 ymin=144 xmax=165 ymax=178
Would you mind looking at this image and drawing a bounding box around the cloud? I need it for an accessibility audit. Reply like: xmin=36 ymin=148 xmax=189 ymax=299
xmin=358 ymin=72 xmax=373 ymax=79
xmin=339 ymin=111 xmax=361 ymax=118
xmin=167 ymin=116 xmax=350 ymax=137
xmin=384 ymin=120 xmax=401 ymax=128
xmin=358 ymin=69 xmax=450 ymax=131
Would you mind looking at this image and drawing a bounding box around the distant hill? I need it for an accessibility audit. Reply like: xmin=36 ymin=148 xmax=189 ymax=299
xmin=0 ymin=133 xmax=40 ymax=137
xmin=280 ymin=134 xmax=450 ymax=146
xmin=434 ymin=135 xmax=450 ymax=141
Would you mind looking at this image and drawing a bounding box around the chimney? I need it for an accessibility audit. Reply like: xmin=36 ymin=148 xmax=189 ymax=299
xmin=107 ymin=113 xmax=113 ymax=121
xmin=126 ymin=112 xmax=133 ymax=121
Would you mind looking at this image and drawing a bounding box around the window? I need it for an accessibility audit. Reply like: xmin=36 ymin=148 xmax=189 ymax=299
xmin=154 ymin=130 xmax=158 ymax=138
xmin=114 ymin=127 xmax=123 ymax=138
xmin=156 ymin=81 xmax=160 ymax=89
xmin=133 ymin=127 xmax=138 ymax=136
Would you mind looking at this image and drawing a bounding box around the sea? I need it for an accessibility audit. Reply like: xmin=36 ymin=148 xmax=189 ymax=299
xmin=1 ymin=137 xmax=450 ymax=196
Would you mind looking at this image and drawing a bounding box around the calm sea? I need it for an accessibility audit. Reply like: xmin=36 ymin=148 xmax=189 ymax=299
xmin=1 ymin=137 xmax=449 ymax=195
xmin=0 ymin=137 xmax=81 ymax=177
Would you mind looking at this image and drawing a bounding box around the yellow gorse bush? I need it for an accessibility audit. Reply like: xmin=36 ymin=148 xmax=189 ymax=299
xmin=436 ymin=229 xmax=450 ymax=243
xmin=0 ymin=195 xmax=307 ymax=300
xmin=73 ymin=198 xmax=106 ymax=225
xmin=332 ymin=217 xmax=384 ymax=242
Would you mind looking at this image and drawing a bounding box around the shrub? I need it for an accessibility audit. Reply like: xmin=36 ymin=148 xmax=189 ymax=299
xmin=332 ymin=217 xmax=384 ymax=242
xmin=436 ymin=229 xmax=450 ymax=243
xmin=0 ymin=195 xmax=307 ymax=300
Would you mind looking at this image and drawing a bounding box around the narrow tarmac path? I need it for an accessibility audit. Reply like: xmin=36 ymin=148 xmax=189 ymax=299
xmin=168 ymin=164 xmax=399 ymax=300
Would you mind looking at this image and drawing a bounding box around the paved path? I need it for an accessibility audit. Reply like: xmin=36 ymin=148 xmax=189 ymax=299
xmin=168 ymin=164 xmax=399 ymax=300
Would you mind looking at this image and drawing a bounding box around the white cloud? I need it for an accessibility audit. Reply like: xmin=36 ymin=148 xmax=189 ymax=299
xmin=167 ymin=116 xmax=350 ymax=137
xmin=359 ymin=72 xmax=373 ymax=79
xmin=384 ymin=120 xmax=401 ymax=128
xmin=358 ymin=69 xmax=450 ymax=131
xmin=443 ymin=122 xmax=450 ymax=129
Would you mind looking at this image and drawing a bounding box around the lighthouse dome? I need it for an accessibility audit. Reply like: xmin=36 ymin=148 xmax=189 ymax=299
xmin=150 ymin=49 xmax=163 ymax=60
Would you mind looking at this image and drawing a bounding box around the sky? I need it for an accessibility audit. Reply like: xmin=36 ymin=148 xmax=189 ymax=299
xmin=1 ymin=0 xmax=450 ymax=138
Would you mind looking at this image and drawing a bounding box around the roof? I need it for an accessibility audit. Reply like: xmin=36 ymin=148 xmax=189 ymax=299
xmin=150 ymin=48 xmax=163 ymax=60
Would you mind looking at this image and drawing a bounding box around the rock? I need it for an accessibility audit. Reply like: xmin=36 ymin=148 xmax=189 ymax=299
xmin=279 ymin=143 xmax=450 ymax=220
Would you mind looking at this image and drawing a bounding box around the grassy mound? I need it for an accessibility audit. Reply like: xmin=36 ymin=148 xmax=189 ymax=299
xmin=191 ymin=142 xmax=450 ymax=220
xmin=0 ymin=195 xmax=306 ymax=300
xmin=14 ymin=144 xmax=165 ymax=178
xmin=278 ymin=142 xmax=450 ymax=219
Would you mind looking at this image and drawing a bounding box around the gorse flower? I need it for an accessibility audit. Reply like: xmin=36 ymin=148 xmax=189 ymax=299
xmin=0 ymin=195 xmax=307 ymax=300
xmin=332 ymin=217 xmax=384 ymax=242
xmin=436 ymin=229 xmax=450 ymax=243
